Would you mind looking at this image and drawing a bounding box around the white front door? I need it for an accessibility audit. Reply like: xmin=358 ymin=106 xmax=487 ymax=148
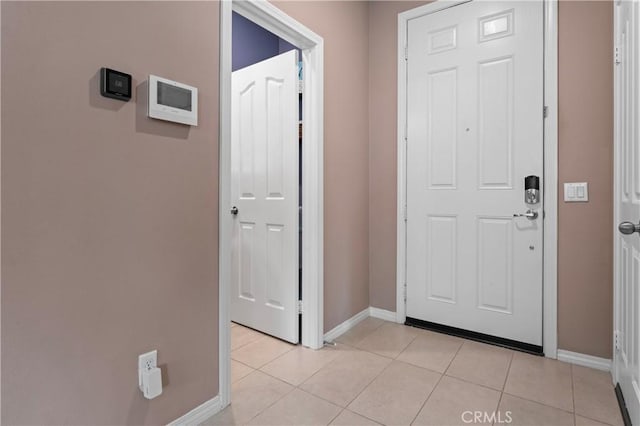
xmin=231 ymin=50 xmax=299 ymax=344
xmin=406 ymin=1 xmax=544 ymax=347
xmin=614 ymin=1 xmax=640 ymax=422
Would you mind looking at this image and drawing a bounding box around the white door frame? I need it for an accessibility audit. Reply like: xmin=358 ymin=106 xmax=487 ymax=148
xmin=396 ymin=0 xmax=559 ymax=358
xmin=218 ymin=0 xmax=324 ymax=407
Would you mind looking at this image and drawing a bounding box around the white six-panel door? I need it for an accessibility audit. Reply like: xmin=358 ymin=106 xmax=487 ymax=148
xmin=231 ymin=50 xmax=299 ymax=344
xmin=406 ymin=1 xmax=544 ymax=346
xmin=615 ymin=1 xmax=640 ymax=422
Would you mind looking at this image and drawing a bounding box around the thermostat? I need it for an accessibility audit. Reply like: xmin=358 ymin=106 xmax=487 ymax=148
xmin=100 ymin=67 xmax=132 ymax=101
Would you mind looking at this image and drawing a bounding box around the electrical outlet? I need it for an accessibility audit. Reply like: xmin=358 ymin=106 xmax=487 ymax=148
xmin=138 ymin=350 xmax=157 ymax=390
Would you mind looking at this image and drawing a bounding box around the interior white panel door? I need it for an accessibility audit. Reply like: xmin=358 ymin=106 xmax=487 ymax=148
xmin=406 ymin=1 xmax=544 ymax=346
xmin=615 ymin=1 xmax=640 ymax=422
xmin=231 ymin=50 xmax=299 ymax=343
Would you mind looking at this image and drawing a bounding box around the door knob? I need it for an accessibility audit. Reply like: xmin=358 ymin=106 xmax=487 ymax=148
xmin=513 ymin=209 xmax=538 ymax=220
xmin=230 ymin=206 xmax=239 ymax=216
xmin=619 ymin=221 xmax=640 ymax=235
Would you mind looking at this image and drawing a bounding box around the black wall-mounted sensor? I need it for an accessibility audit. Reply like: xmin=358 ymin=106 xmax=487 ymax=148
xmin=100 ymin=68 xmax=132 ymax=101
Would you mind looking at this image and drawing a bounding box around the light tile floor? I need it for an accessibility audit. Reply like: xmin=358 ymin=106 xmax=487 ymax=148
xmin=203 ymin=319 xmax=624 ymax=426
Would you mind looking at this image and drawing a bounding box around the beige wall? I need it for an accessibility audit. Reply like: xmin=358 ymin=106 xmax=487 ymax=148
xmin=368 ymin=0 xmax=429 ymax=312
xmin=557 ymin=1 xmax=614 ymax=358
xmin=273 ymin=1 xmax=372 ymax=331
xmin=368 ymin=1 xmax=615 ymax=358
xmin=1 ymin=2 xmax=219 ymax=424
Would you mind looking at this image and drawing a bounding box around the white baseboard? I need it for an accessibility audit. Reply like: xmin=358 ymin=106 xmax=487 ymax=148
xmin=557 ymin=349 xmax=612 ymax=372
xmin=168 ymin=395 xmax=222 ymax=426
xmin=369 ymin=307 xmax=397 ymax=323
xmin=323 ymin=308 xmax=370 ymax=342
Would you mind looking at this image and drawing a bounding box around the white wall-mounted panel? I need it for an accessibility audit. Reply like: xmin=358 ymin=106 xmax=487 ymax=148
xmin=478 ymin=56 xmax=513 ymax=189
xmin=477 ymin=217 xmax=513 ymax=314
xmin=427 ymin=215 xmax=457 ymax=303
xmin=427 ymin=68 xmax=457 ymax=189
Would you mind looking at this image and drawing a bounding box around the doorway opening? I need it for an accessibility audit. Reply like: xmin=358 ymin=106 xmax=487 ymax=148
xmin=219 ymin=0 xmax=324 ymax=409
xmin=230 ymin=11 xmax=303 ymax=345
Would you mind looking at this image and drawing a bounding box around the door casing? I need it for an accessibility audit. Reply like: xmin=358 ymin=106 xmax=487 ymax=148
xmin=396 ymin=0 xmax=559 ymax=358
xmin=219 ymin=0 xmax=324 ymax=409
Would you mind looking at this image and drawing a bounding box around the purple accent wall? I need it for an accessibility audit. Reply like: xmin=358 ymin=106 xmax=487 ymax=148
xmin=233 ymin=12 xmax=301 ymax=72
xmin=279 ymin=38 xmax=298 ymax=55
xmin=232 ymin=12 xmax=279 ymax=71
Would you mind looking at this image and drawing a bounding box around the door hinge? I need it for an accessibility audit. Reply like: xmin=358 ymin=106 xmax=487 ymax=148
xmin=543 ymin=106 xmax=548 ymax=119
xmin=404 ymin=204 xmax=408 ymax=222
xmin=615 ymin=330 xmax=621 ymax=350
xmin=403 ymin=283 xmax=407 ymax=302
xmin=404 ymin=46 xmax=408 ymax=61
xmin=297 ymin=300 xmax=303 ymax=315
xmin=615 ymin=46 xmax=622 ymax=66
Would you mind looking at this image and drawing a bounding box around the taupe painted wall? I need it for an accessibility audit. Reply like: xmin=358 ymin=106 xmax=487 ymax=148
xmin=273 ymin=1 xmax=372 ymax=331
xmin=2 ymin=2 xmax=219 ymax=424
xmin=368 ymin=1 xmax=614 ymax=358
xmin=368 ymin=0 xmax=430 ymax=312
xmin=557 ymin=1 xmax=614 ymax=359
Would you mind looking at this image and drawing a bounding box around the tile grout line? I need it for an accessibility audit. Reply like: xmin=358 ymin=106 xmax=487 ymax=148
xmin=295 ymin=345 xmax=352 ymax=391
xmin=408 ymin=337 xmax=466 ymax=425
xmin=341 ymin=359 xmax=397 ymax=422
xmin=337 ymin=324 xmax=422 ymax=420
xmin=230 ymin=333 xmax=266 ymax=353
xmin=501 ymin=391 xmax=576 ymax=416
xmin=442 ymin=372 xmax=510 ymax=394
xmin=240 ymin=370 xmax=299 ymax=425
xmin=326 ymin=408 xmax=345 ymax=425
xmin=289 ymin=319 xmax=398 ymax=410
xmin=493 ymin=352 xmax=514 ymax=426
xmin=408 ymin=370 xmax=446 ymax=425
xmin=257 ymin=346 xmax=341 ymax=387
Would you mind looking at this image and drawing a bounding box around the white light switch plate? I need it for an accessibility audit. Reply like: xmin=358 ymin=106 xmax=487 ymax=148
xmin=564 ymin=182 xmax=589 ymax=202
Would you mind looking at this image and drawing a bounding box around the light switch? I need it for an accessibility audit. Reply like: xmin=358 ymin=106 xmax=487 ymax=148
xmin=564 ymin=182 xmax=589 ymax=202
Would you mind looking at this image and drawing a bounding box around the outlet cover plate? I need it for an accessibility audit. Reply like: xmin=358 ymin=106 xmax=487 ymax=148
xmin=138 ymin=350 xmax=157 ymax=389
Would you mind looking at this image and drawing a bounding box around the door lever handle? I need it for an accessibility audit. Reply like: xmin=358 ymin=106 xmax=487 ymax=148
xmin=619 ymin=221 xmax=640 ymax=235
xmin=513 ymin=209 xmax=538 ymax=220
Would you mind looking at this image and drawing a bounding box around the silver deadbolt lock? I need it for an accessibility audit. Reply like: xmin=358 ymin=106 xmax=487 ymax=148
xmin=230 ymin=206 xmax=239 ymax=216
xmin=525 ymin=175 xmax=540 ymax=205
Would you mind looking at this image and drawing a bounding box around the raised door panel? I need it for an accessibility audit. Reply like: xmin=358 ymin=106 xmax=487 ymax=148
xmin=266 ymin=77 xmax=285 ymax=200
xmin=426 ymin=215 xmax=457 ymax=303
xmin=427 ymin=68 xmax=458 ymax=189
xmin=239 ymin=82 xmax=257 ymax=199
xmin=477 ymin=217 xmax=513 ymax=314
xmin=478 ymin=57 xmax=513 ymax=189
